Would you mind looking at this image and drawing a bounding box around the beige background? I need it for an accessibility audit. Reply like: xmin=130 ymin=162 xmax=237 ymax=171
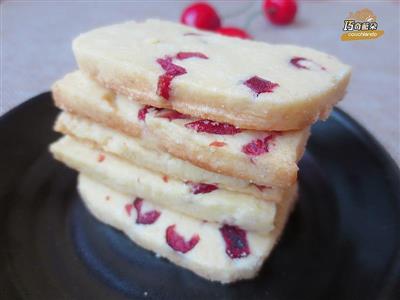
xmin=1 ymin=0 xmax=399 ymax=164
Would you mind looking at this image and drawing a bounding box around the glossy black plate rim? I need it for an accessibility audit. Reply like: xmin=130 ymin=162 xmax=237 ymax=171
xmin=329 ymin=111 xmax=400 ymax=298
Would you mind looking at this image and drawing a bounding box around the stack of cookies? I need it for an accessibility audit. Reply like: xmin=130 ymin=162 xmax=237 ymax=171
xmin=50 ymin=19 xmax=351 ymax=283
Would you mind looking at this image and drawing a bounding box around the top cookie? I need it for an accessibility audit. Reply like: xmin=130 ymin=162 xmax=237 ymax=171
xmin=73 ymin=19 xmax=351 ymax=131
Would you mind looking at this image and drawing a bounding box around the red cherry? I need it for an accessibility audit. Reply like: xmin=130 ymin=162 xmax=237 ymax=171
xmin=216 ymin=27 xmax=251 ymax=39
xmin=263 ymin=0 xmax=297 ymax=25
xmin=181 ymin=2 xmax=221 ymax=30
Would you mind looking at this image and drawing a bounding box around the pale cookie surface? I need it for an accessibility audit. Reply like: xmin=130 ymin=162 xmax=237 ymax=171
xmin=77 ymin=175 xmax=296 ymax=283
xmin=55 ymin=112 xmax=288 ymax=202
xmin=73 ymin=19 xmax=351 ymax=130
xmin=52 ymin=71 xmax=310 ymax=187
xmin=50 ymin=136 xmax=279 ymax=233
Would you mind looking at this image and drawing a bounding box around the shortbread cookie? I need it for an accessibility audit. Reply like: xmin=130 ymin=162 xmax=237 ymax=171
xmin=78 ymin=175 xmax=296 ymax=283
xmin=73 ymin=19 xmax=351 ymax=130
xmin=50 ymin=136 xmax=280 ymax=233
xmin=52 ymin=71 xmax=310 ymax=187
xmin=55 ymin=112 xmax=287 ymax=202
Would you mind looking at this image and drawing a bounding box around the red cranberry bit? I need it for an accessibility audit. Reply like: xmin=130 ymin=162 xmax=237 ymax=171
xmin=138 ymin=105 xmax=152 ymax=121
xmin=156 ymin=52 xmax=207 ymax=101
xmin=209 ymin=141 xmax=227 ymax=147
xmin=155 ymin=109 xmax=190 ymax=121
xmin=162 ymin=175 xmax=169 ymax=183
xmin=242 ymin=134 xmax=276 ymax=156
xmin=290 ymin=57 xmax=308 ymax=69
xmin=244 ymin=76 xmax=279 ymax=96
xmin=186 ymin=181 xmax=218 ymax=194
xmin=133 ymin=198 xmax=161 ymax=225
xmin=220 ymin=224 xmax=250 ymax=259
xmin=166 ymin=225 xmax=200 ymax=253
xmin=157 ymin=56 xmax=173 ymax=69
xmin=125 ymin=203 xmax=133 ymax=216
xmin=156 ymin=57 xmax=187 ymax=100
xmin=185 ymin=119 xmax=241 ymax=135
xmin=290 ymin=57 xmax=326 ymax=71
xmin=97 ymin=153 xmax=105 ymax=162
xmin=138 ymin=105 xmax=161 ymax=121
xmin=242 ymin=139 xmax=265 ymax=156
xmin=252 ymin=183 xmax=272 ymax=192
xmin=138 ymin=106 xmax=148 ymax=121
xmin=180 ymin=2 xmax=221 ymax=31
xmin=216 ymin=27 xmax=252 ymax=39
xmin=157 ymin=74 xmax=174 ymax=100
xmin=157 ymin=57 xmax=187 ymax=76
xmin=176 ymin=52 xmax=208 ymax=60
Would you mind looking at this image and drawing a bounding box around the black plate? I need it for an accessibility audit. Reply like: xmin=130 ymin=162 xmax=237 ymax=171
xmin=0 ymin=92 xmax=399 ymax=300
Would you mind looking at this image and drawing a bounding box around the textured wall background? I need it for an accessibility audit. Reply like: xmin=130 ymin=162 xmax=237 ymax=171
xmin=1 ymin=0 xmax=399 ymax=164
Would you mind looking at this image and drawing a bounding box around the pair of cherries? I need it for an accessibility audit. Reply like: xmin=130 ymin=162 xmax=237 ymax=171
xmin=181 ymin=0 xmax=297 ymax=39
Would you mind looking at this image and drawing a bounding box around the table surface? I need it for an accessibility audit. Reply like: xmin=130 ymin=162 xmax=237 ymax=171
xmin=1 ymin=0 xmax=399 ymax=165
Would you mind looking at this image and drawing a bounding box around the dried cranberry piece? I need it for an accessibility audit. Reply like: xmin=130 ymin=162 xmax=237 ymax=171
xmin=290 ymin=57 xmax=326 ymax=71
xmin=138 ymin=105 xmax=161 ymax=121
xmin=156 ymin=52 xmax=207 ymax=100
xmin=290 ymin=57 xmax=308 ymax=69
xmin=242 ymin=134 xmax=276 ymax=156
xmin=209 ymin=141 xmax=227 ymax=147
xmin=242 ymin=139 xmax=267 ymax=156
xmin=252 ymin=183 xmax=272 ymax=192
xmin=157 ymin=56 xmax=173 ymax=70
xmin=244 ymin=76 xmax=279 ymax=96
xmin=125 ymin=203 xmax=133 ymax=216
xmin=157 ymin=57 xmax=187 ymax=76
xmin=138 ymin=105 xmax=152 ymax=121
xmin=219 ymin=224 xmax=250 ymax=259
xmin=155 ymin=109 xmax=190 ymax=121
xmin=97 ymin=153 xmax=105 ymax=162
xmin=133 ymin=198 xmax=161 ymax=225
xmin=166 ymin=225 xmax=200 ymax=253
xmin=137 ymin=106 xmax=148 ymax=121
xmin=186 ymin=181 xmax=218 ymax=194
xmin=185 ymin=119 xmax=241 ymax=135
xmin=176 ymin=52 xmax=208 ymax=60
xmin=156 ymin=57 xmax=187 ymax=100
xmin=157 ymin=74 xmax=175 ymax=100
